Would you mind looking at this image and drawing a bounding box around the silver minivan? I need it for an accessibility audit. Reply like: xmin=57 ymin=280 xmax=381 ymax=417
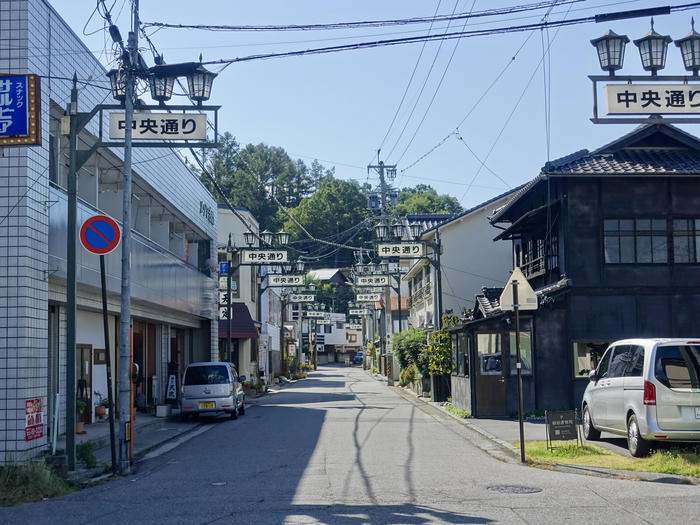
xmin=582 ymin=339 xmax=700 ymax=456
xmin=180 ymin=362 xmax=246 ymax=420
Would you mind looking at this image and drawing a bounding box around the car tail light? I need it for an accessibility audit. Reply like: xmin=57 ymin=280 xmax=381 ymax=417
xmin=644 ymin=380 xmax=656 ymax=405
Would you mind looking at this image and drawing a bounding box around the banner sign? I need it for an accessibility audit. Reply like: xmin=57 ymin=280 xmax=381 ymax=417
xmin=0 ymin=74 xmax=41 ymax=146
xmin=24 ymin=398 xmax=44 ymax=441
xmin=218 ymin=291 xmax=229 ymax=306
xmin=377 ymin=242 xmax=425 ymax=258
xmin=306 ymin=311 xmax=325 ymax=318
xmin=349 ymin=308 xmax=368 ymax=316
xmin=109 ymin=112 xmax=207 ymax=140
xmin=606 ymin=84 xmax=700 ymax=115
xmin=356 ymin=275 xmax=389 ymax=286
xmin=289 ymin=293 xmax=314 ymax=302
xmin=268 ymin=274 xmax=304 ymax=286
xmin=240 ymin=250 xmax=288 ymax=264
xmin=219 ymin=306 xmax=230 ymax=319
xmin=356 ymin=293 xmax=381 ymax=302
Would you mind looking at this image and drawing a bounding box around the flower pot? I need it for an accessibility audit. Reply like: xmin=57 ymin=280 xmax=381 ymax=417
xmin=95 ymin=405 xmax=106 ymax=418
xmin=76 ymin=421 xmax=86 ymax=434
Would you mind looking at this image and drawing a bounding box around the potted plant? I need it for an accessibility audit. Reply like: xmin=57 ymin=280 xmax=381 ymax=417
xmin=93 ymin=391 xmax=109 ymax=418
xmin=76 ymin=399 xmax=87 ymax=434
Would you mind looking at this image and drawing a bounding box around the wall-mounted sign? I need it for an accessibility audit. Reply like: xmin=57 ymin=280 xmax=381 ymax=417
xmin=349 ymin=308 xmax=368 ymax=316
xmin=200 ymin=201 xmax=216 ymax=225
xmin=377 ymin=242 xmax=425 ymax=258
xmin=24 ymin=398 xmax=43 ymax=441
xmin=606 ymin=84 xmax=700 ymax=115
xmin=0 ymin=74 xmax=41 ymax=146
xmin=356 ymin=275 xmax=389 ymax=286
xmin=109 ymin=112 xmax=207 ymax=140
xmin=268 ymin=274 xmax=304 ymax=286
xmin=241 ymin=250 xmax=288 ymax=264
xmin=289 ymin=293 xmax=314 ymax=302
xmin=356 ymin=293 xmax=381 ymax=302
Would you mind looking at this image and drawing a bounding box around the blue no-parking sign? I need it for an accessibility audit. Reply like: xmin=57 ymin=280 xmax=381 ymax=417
xmin=79 ymin=215 xmax=121 ymax=255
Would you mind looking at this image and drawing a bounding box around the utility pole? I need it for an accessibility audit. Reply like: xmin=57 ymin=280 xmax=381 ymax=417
xmin=118 ymin=0 xmax=139 ymax=474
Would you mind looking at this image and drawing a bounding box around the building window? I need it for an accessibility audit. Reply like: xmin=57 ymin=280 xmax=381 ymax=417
xmin=458 ymin=332 xmax=469 ymax=377
xmin=451 ymin=334 xmax=458 ymax=374
xmin=673 ymin=218 xmax=700 ymax=263
xmin=572 ymin=342 xmax=609 ymax=378
xmin=509 ymin=331 xmax=532 ymax=375
xmin=324 ymin=324 xmax=332 ymax=334
xmin=477 ymin=333 xmax=502 ymax=375
xmin=604 ymin=218 xmax=667 ymax=264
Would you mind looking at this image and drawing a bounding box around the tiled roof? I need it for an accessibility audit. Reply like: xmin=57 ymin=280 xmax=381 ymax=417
xmin=542 ymin=149 xmax=700 ymax=175
xmin=475 ymin=287 xmax=503 ymax=318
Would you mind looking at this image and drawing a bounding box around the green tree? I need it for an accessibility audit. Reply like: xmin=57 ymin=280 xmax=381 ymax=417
xmin=196 ymin=134 xmax=317 ymax=231
xmin=421 ymin=314 xmax=460 ymax=376
xmin=394 ymin=184 xmax=463 ymax=215
xmin=391 ymin=328 xmax=427 ymax=374
xmin=282 ymin=176 xmax=371 ymax=266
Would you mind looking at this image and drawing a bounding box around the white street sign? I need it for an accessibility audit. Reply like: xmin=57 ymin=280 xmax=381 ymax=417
xmin=306 ymin=311 xmax=325 ymax=318
xmin=499 ymin=267 xmax=538 ymax=311
xmin=356 ymin=293 xmax=381 ymax=302
xmin=605 ymin=84 xmax=700 ymax=115
xmin=289 ymin=293 xmax=314 ymax=302
xmin=240 ymin=250 xmax=288 ymax=264
xmin=349 ymin=308 xmax=368 ymax=316
xmin=347 ymin=323 xmax=362 ymax=330
xmin=219 ymin=306 xmax=229 ymax=319
xmin=377 ymin=242 xmax=425 ymax=258
xmin=356 ymin=275 xmax=389 ymax=286
xmin=218 ymin=277 xmax=227 ymax=289
xmin=109 ymin=112 xmax=207 ymax=140
xmin=316 ymin=319 xmax=331 ymax=325
xmin=218 ymin=291 xmax=230 ymax=305
xmin=268 ymin=274 xmax=304 ymax=286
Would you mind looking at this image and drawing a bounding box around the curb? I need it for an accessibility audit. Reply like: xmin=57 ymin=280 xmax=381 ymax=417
xmin=390 ymin=382 xmax=699 ymax=485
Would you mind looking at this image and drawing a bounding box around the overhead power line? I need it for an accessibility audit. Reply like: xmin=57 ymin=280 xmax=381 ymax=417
xmin=142 ymin=1 xmax=583 ymax=32
xmin=196 ymin=3 xmax=700 ymax=68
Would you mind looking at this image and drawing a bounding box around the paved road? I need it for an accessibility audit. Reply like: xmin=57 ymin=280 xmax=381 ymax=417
xmin=3 ymin=365 xmax=699 ymax=524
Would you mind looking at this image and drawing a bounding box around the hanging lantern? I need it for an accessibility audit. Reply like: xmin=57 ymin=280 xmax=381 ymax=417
xmin=675 ymin=18 xmax=700 ymax=76
xmin=634 ymin=18 xmax=672 ymax=76
xmin=590 ymin=30 xmax=629 ymax=76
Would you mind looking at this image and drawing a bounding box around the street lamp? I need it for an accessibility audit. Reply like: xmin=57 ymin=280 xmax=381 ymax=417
xmin=392 ymin=220 xmax=404 ymax=240
xmin=277 ymin=229 xmax=290 ymax=246
xmin=261 ymin=229 xmax=274 ymax=246
xmin=590 ymin=30 xmax=630 ymax=76
xmin=408 ymin=222 xmax=422 ymax=239
xmin=675 ymin=18 xmax=700 ymax=76
xmin=186 ymin=62 xmax=217 ymax=104
xmin=296 ymin=259 xmax=305 ymax=273
xmin=379 ymin=261 xmax=389 ymax=273
xmin=634 ymin=19 xmax=672 ymax=76
xmin=244 ymin=230 xmax=256 ymax=246
xmin=106 ymin=68 xmax=127 ymax=101
xmin=374 ymin=221 xmax=389 ymax=241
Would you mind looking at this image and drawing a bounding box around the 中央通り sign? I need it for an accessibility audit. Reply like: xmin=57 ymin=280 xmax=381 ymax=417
xmin=0 ymin=74 xmax=41 ymax=146
xmin=377 ymin=242 xmax=425 ymax=258
xmin=606 ymin=84 xmax=700 ymax=115
xmin=241 ymin=250 xmax=288 ymax=264
xmin=268 ymin=274 xmax=304 ymax=286
xmin=109 ymin=112 xmax=207 ymax=140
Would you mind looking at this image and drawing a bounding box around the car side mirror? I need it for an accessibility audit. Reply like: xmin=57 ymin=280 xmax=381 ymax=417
xmin=588 ymin=369 xmax=597 ymax=382
xmin=239 ymin=375 xmax=246 ymax=382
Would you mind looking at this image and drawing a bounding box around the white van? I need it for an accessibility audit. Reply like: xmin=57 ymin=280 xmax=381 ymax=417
xmin=582 ymin=339 xmax=700 ymax=456
xmin=180 ymin=362 xmax=246 ymax=421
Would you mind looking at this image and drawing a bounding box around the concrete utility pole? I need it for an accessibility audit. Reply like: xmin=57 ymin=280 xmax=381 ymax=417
xmin=118 ymin=0 xmax=139 ymax=474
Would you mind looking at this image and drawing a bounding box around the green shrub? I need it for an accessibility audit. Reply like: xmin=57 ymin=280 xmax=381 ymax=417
xmin=0 ymin=461 xmax=75 ymax=506
xmin=76 ymin=442 xmax=97 ymax=468
xmin=444 ymin=404 xmax=471 ymax=419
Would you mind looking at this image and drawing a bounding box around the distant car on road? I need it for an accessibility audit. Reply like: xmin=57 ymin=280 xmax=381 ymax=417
xmin=353 ymin=351 xmax=364 ymax=365
xmin=180 ymin=362 xmax=246 ymax=421
xmin=582 ymin=339 xmax=700 ymax=457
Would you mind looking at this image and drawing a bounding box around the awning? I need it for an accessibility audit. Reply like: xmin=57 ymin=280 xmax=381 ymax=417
xmin=218 ymin=303 xmax=259 ymax=339
xmin=493 ymin=201 xmax=559 ymax=241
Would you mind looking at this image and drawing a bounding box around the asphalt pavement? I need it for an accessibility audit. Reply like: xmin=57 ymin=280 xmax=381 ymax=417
xmin=2 ymin=364 xmax=699 ymax=524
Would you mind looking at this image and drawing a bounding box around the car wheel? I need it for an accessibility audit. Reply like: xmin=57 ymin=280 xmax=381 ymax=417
xmin=180 ymin=410 xmax=188 ymax=422
xmin=239 ymin=399 xmax=245 ymax=416
xmin=582 ymin=405 xmax=600 ymax=441
xmin=627 ymin=414 xmax=650 ymax=457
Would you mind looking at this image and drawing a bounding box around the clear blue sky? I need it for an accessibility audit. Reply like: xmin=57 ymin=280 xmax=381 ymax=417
xmin=51 ymin=1 xmax=700 ymax=209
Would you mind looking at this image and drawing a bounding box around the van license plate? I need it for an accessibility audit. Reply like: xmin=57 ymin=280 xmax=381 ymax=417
xmin=200 ymin=402 xmax=214 ymax=409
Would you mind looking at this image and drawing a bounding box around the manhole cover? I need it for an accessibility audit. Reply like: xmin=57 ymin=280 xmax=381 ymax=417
xmin=487 ymin=485 xmax=542 ymax=494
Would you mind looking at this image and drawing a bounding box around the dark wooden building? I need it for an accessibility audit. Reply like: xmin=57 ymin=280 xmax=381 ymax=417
xmin=450 ymin=122 xmax=700 ymax=417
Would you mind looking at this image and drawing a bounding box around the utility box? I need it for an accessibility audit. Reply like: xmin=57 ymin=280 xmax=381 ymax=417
xmin=156 ymin=405 xmax=172 ymax=418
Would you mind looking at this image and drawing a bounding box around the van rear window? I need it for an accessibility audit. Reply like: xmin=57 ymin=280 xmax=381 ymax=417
xmin=654 ymin=345 xmax=700 ymax=390
xmin=184 ymin=365 xmax=229 ymax=385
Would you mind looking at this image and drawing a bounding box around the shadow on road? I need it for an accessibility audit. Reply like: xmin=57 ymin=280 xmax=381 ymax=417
xmin=280 ymin=503 xmax=493 ymax=524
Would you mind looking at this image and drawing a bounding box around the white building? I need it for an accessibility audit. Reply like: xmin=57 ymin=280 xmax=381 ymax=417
xmin=0 ymin=0 xmax=218 ymax=462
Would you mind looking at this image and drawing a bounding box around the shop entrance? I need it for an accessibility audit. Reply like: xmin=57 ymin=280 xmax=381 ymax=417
xmin=76 ymin=344 xmax=92 ymax=423
xmin=133 ymin=321 xmax=157 ymax=411
xmin=475 ymin=332 xmax=506 ymax=417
